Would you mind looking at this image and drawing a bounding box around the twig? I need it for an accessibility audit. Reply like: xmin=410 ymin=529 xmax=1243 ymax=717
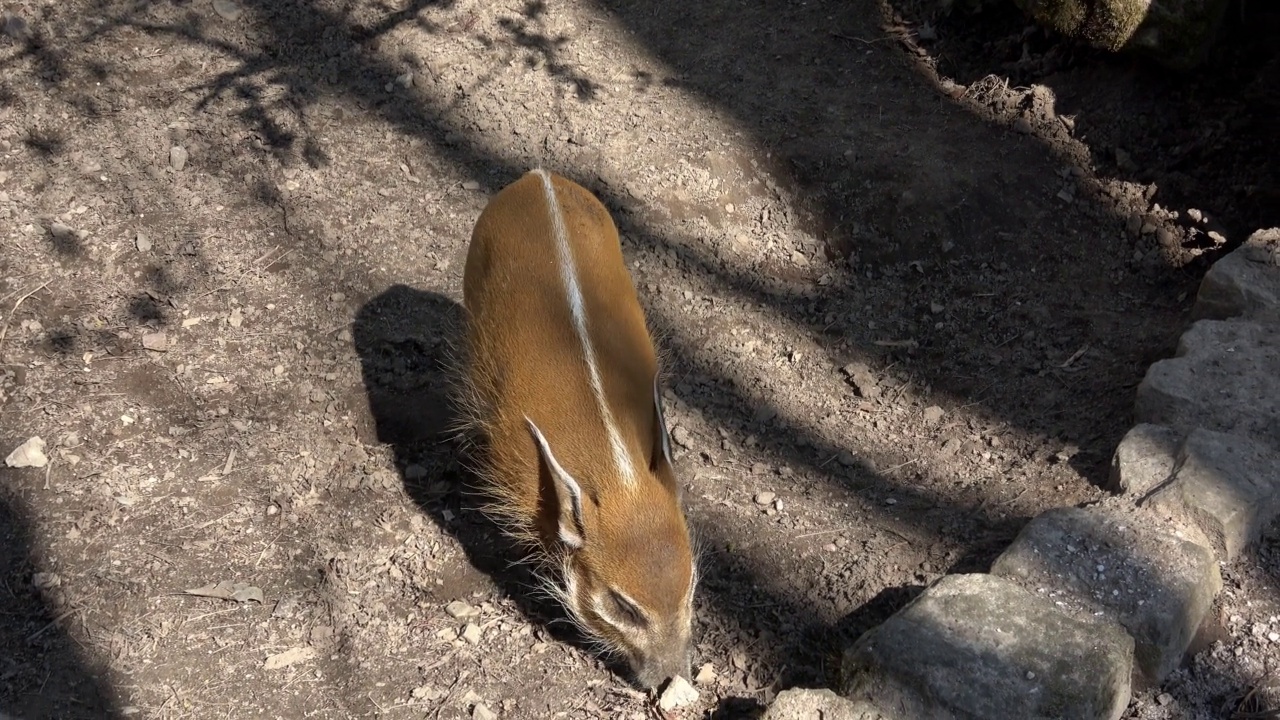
xmin=794 ymin=528 xmax=845 ymax=540
xmin=1059 ymin=343 xmax=1090 ymax=369
xmin=873 ymin=338 xmax=918 ymax=349
xmin=830 ymin=32 xmax=891 ymax=45
xmin=28 ymin=606 xmax=80 ymax=642
xmin=0 ymin=280 xmax=51 ymax=350
xmin=884 ymin=458 xmax=918 ymax=474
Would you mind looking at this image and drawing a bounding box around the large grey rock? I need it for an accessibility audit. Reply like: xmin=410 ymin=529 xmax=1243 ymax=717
xmin=1194 ymin=228 xmax=1280 ymax=321
xmin=1135 ymin=318 xmax=1280 ymax=449
xmin=840 ymin=574 xmax=1133 ymax=720
xmin=762 ymin=689 xmax=889 ymax=720
xmin=1148 ymin=427 xmax=1280 ymax=562
xmin=991 ymin=505 xmax=1221 ymax=685
xmin=1010 ymin=0 xmax=1229 ymax=71
xmin=1107 ymin=423 xmax=1181 ymax=496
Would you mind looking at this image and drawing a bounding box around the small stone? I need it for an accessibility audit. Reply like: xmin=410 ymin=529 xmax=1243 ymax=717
xmin=135 ymin=232 xmax=152 ymax=252
xmin=212 ymin=0 xmax=243 ymax=21
xmin=142 ymin=331 xmax=168 ymax=352
xmin=658 ymin=675 xmax=699 ymax=711
xmin=753 ymin=406 xmax=778 ymax=425
xmin=694 ymin=663 xmax=716 ymax=685
xmin=1014 ymin=117 xmax=1033 ymax=134
xmin=1157 ymin=693 xmax=1173 ymax=706
xmin=837 ymin=451 xmax=857 ymax=466
xmin=49 ymin=221 xmax=74 ymax=238
xmin=461 ymin=180 xmax=480 ymax=191
xmin=5 ymin=437 xmax=48 ymax=468
xmin=2 ymin=11 xmax=29 ymax=39
xmin=1107 ymin=423 xmax=1180 ymax=495
xmin=169 ymin=145 xmax=188 ymax=171
xmin=471 ymin=703 xmax=497 ymax=720
xmin=1126 ymin=214 xmax=1143 ymax=237
xmin=929 ymin=302 xmax=945 ymax=314
xmin=840 ymin=361 xmax=879 ymax=398
xmin=762 ymin=688 xmax=882 ymax=719
xmin=228 ymin=307 xmax=243 ymax=328
xmin=754 ymin=491 xmax=776 ymax=505
xmin=445 ymin=601 xmax=480 ymax=619
xmin=671 ymin=426 xmax=692 ymax=448
xmin=31 ymin=572 xmax=60 ymax=589
xmin=461 ymin=623 xmax=482 ymax=644
xmin=922 ymin=405 xmax=945 ymax=425
xmin=411 ymin=685 xmax=442 ymax=700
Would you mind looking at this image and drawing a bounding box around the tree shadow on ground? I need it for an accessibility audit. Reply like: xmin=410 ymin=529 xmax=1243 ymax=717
xmin=9 ymin=0 xmax=1274 ymax=710
xmin=0 ymin=489 xmax=120 ymax=719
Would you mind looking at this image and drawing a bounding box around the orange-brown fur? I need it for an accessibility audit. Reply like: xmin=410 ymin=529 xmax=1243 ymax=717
xmin=457 ymin=169 xmax=696 ymax=689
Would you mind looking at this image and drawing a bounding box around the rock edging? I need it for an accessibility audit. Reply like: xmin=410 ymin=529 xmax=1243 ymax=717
xmin=765 ymin=228 xmax=1280 ymax=719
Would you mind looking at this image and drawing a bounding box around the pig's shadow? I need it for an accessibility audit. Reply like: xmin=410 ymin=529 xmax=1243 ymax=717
xmin=351 ymin=284 xmax=622 ymax=673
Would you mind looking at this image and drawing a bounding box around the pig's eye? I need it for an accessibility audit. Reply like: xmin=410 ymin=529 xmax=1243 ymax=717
xmin=605 ymin=590 xmax=648 ymax=629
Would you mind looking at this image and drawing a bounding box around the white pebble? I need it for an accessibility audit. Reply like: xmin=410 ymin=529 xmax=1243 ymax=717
xmin=658 ymin=676 xmax=699 ymax=711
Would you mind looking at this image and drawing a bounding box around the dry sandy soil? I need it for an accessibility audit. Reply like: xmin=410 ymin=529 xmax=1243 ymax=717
xmin=1 ymin=0 xmax=1278 ymax=718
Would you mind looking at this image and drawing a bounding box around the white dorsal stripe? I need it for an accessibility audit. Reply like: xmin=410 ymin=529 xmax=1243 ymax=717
xmin=533 ymin=169 xmax=637 ymax=486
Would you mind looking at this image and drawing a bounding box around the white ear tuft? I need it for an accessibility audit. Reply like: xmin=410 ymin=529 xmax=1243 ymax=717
xmin=525 ymin=417 xmax=585 ymax=549
xmin=651 ymin=371 xmax=673 ymax=470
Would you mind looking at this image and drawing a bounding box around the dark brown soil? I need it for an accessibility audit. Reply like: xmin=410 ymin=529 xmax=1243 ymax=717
xmin=0 ymin=0 xmax=1277 ymax=718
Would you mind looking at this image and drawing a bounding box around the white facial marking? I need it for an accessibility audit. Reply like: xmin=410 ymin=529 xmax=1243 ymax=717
xmin=533 ymin=169 xmax=636 ymax=486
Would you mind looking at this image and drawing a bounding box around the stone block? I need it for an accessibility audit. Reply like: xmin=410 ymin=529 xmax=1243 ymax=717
xmin=1107 ymin=423 xmax=1181 ymax=496
xmin=840 ymin=574 xmax=1133 ymax=720
xmin=1148 ymin=427 xmax=1280 ymax=562
xmin=1194 ymin=228 xmax=1280 ymax=321
xmin=990 ymin=506 xmax=1221 ymax=685
xmin=1009 ymin=0 xmax=1229 ymax=70
xmin=762 ymin=689 xmax=889 ymax=720
xmin=1135 ymin=318 xmax=1280 ymax=449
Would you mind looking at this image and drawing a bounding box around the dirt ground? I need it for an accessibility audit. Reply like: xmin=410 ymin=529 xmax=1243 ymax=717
xmin=1 ymin=0 xmax=1277 ymax=718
